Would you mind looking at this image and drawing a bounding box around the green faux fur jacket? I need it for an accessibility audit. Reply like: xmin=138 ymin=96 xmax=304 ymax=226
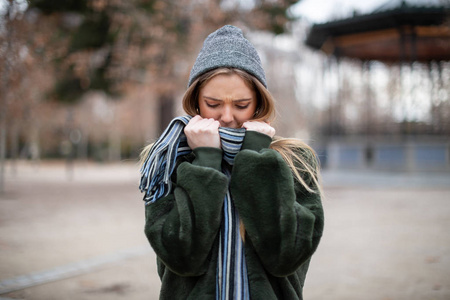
xmin=144 ymin=131 xmax=324 ymax=299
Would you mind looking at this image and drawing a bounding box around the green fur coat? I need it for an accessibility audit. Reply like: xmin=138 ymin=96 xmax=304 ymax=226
xmin=144 ymin=131 xmax=324 ymax=299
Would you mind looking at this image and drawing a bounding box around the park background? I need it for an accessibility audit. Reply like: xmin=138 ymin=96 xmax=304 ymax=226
xmin=1 ymin=0 xmax=449 ymax=299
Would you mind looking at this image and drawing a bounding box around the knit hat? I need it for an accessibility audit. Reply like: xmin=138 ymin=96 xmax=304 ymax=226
xmin=188 ymin=25 xmax=267 ymax=88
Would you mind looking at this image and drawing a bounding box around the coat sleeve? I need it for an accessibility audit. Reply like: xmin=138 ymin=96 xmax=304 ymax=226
xmin=144 ymin=147 xmax=228 ymax=276
xmin=230 ymin=131 xmax=324 ymax=277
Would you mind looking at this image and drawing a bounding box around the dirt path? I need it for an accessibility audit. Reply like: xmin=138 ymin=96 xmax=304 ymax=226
xmin=0 ymin=161 xmax=449 ymax=299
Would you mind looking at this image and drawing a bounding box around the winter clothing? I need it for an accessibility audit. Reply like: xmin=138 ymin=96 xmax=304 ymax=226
xmin=144 ymin=130 xmax=324 ymax=299
xmin=140 ymin=115 xmax=251 ymax=298
xmin=139 ymin=115 xmax=245 ymax=204
xmin=188 ymin=25 xmax=267 ymax=88
xmin=143 ymin=23 xmax=323 ymax=300
xmin=140 ymin=116 xmax=193 ymax=204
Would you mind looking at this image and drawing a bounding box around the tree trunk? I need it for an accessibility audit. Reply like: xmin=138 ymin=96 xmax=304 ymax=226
xmin=10 ymin=123 xmax=19 ymax=176
xmin=0 ymin=123 xmax=6 ymax=194
xmin=107 ymin=101 xmax=121 ymax=161
xmin=0 ymin=3 xmax=12 ymax=194
xmin=159 ymin=94 xmax=174 ymax=133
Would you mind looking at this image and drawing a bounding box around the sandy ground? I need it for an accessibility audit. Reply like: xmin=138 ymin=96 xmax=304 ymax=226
xmin=0 ymin=160 xmax=449 ymax=300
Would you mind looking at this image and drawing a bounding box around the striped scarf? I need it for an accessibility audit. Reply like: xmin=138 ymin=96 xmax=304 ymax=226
xmin=140 ymin=116 xmax=250 ymax=300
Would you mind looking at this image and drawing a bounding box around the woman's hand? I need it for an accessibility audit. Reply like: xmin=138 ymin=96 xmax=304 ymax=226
xmin=184 ymin=115 xmax=221 ymax=149
xmin=242 ymin=121 xmax=276 ymax=138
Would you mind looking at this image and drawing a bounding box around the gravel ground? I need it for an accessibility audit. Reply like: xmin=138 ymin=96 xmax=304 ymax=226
xmin=0 ymin=160 xmax=449 ymax=300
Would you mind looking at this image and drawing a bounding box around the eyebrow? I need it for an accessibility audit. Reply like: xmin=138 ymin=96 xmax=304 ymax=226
xmin=204 ymin=96 xmax=252 ymax=102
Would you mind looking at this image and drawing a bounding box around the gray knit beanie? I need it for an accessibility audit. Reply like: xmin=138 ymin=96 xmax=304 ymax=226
xmin=188 ymin=25 xmax=267 ymax=88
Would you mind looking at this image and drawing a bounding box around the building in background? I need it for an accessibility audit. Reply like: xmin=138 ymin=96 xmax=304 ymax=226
xmin=302 ymin=0 xmax=450 ymax=171
xmin=1 ymin=0 xmax=448 ymax=173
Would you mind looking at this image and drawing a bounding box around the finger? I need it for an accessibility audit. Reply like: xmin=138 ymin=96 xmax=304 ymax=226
xmin=206 ymin=120 xmax=220 ymax=129
xmin=195 ymin=118 xmax=215 ymax=131
xmin=188 ymin=118 xmax=219 ymax=135
xmin=241 ymin=121 xmax=251 ymax=129
xmin=242 ymin=121 xmax=275 ymax=137
xmin=188 ymin=115 xmax=203 ymax=126
xmin=242 ymin=121 xmax=260 ymax=129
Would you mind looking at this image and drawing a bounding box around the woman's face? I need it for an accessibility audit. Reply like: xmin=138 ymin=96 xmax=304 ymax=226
xmin=198 ymin=73 xmax=257 ymax=128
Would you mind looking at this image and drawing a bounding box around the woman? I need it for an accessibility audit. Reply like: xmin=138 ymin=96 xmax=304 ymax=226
xmin=140 ymin=25 xmax=324 ymax=300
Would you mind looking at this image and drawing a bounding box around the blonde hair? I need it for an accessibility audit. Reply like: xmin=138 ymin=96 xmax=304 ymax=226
xmin=140 ymin=67 xmax=276 ymax=163
xmin=183 ymin=68 xmax=275 ymax=122
xmin=183 ymin=67 xmax=321 ymax=190
xmin=140 ymin=68 xmax=322 ymax=240
xmin=185 ymin=68 xmax=322 ymax=241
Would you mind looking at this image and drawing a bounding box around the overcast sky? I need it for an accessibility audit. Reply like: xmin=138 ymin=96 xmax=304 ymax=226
xmin=0 ymin=0 xmax=397 ymax=24
xmin=291 ymin=0 xmax=388 ymax=23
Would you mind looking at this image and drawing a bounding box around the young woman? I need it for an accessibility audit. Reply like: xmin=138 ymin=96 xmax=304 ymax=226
xmin=140 ymin=25 xmax=324 ymax=300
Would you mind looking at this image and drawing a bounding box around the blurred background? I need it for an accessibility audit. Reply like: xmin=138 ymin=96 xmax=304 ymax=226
xmin=1 ymin=0 xmax=449 ymax=174
xmin=0 ymin=0 xmax=449 ymax=299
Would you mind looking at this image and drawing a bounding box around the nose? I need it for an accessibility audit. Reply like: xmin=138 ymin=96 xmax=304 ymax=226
xmin=220 ymin=105 xmax=233 ymax=126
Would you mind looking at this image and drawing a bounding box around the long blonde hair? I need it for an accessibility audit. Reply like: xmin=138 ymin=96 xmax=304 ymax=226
xmin=182 ymin=67 xmax=321 ymax=191
xmin=140 ymin=67 xmax=322 ymax=239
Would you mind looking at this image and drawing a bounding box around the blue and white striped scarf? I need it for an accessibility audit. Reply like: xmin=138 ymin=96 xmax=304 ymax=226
xmin=140 ymin=116 xmax=250 ymax=300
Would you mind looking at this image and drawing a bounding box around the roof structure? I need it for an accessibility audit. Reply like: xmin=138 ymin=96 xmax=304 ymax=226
xmin=304 ymin=0 xmax=450 ymax=62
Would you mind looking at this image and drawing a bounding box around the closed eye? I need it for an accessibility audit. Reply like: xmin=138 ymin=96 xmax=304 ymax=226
xmin=206 ymin=102 xmax=220 ymax=108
